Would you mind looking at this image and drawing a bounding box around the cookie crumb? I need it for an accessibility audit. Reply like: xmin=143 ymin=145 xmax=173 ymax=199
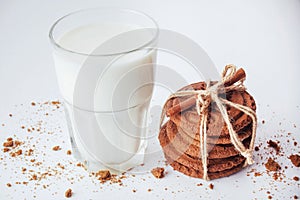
xmin=132 ymin=189 xmax=136 ymax=193
xmin=262 ymin=120 xmax=265 ymax=124
xmin=96 ymin=170 xmax=111 ymax=181
xmin=76 ymin=163 xmax=82 ymax=167
xmin=147 ymin=188 xmax=152 ymax=192
xmin=3 ymin=140 xmax=13 ymax=147
xmin=31 ymin=174 xmax=37 ymax=180
xmin=268 ymin=195 xmax=272 ymax=199
xmin=293 ymin=176 xmax=299 ymax=181
xmin=265 ymin=158 xmax=281 ymax=171
xmin=15 ymin=149 xmax=22 ymax=156
xmin=52 ymin=146 xmax=61 ymax=151
xmin=254 ymin=172 xmax=262 ymax=177
xmin=196 ymin=183 xmax=203 ymax=186
xmin=51 ymin=101 xmax=60 ymax=105
xmin=31 ymin=102 xmax=36 ymax=106
xmin=294 ymin=195 xmax=298 ymax=199
xmin=267 ymin=140 xmax=280 ymax=154
xmin=66 ymin=150 xmax=72 ymax=155
xmin=151 ymin=167 xmax=164 ymax=178
xmin=14 ymin=140 xmax=22 ymax=147
xmin=9 ymin=114 xmax=12 ymax=117
xmin=289 ymin=154 xmax=300 ymax=167
xmin=209 ymin=183 xmax=214 ymax=190
xmin=6 ymin=183 xmax=12 ymax=187
xmin=254 ymin=146 xmax=260 ymax=151
xmin=65 ymin=188 xmax=72 ymax=198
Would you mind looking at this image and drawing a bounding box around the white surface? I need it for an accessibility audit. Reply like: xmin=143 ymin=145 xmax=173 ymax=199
xmin=0 ymin=0 xmax=300 ymax=199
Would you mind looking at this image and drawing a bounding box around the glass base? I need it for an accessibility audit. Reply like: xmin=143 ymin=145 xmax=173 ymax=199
xmin=64 ymin=101 xmax=149 ymax=173
xmin=79 ymin=139 xmax=147 ymax=173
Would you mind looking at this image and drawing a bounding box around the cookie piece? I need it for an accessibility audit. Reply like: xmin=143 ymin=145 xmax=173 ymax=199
xmin=159 ymin=122 xmax=245 ymax=172
xmin=177 ymin=123 xmax=253 ymax=145
xmin=167 ymin=156 xmax=246 ymax=180
xmin=164 ymin=120 xmax=251 ymax=159
xmin=170 ymin=90 xmax=255 ymax=138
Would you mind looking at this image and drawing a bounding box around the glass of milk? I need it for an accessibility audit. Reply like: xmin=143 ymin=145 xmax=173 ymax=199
xmin=49 ymin=8 xmax=158 ymax=171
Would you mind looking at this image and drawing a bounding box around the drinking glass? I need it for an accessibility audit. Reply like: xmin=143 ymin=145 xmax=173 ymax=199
xmin=49 ymin=8 xmax=158 ymax=171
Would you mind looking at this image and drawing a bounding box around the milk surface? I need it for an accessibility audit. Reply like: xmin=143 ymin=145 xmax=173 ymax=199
xmin=53 ymin=23 xmax=156 ymax=170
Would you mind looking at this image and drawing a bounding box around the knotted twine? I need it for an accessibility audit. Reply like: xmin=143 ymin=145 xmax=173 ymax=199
xmin=160 ymin=65 xmax=257 ymax=180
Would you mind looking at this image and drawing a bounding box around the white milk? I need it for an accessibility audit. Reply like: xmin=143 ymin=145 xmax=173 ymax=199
xmin=53 ymin=23 xmax=156 ymax=171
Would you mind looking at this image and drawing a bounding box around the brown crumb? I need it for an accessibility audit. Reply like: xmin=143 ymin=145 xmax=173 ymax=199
xmin=31 ymin=174 xmax=37 ymax=180
xmin=289 ymin=154 xmax=300 ymax=167
xmin=262 ymin=120 xmax=265 ymax=124
xmin=254 ymin=146 xmax=260 ymax=151
xmin=147 ymin=189 xmax=152 ymax=192
xmin=267 ymin=140 xmax=280 ymax=154
xmin=197 ymin=183 xmax=203 ymax=186
xmin=51 ymin=101 xmax=60 ymax=105
xmin=265 ymin=158 xmax=281 ymax=171
xmin=65 ymin=188 xmax=72 ymax=198
xmin=96 ymin=170 xmax=111 ymax=180
xmin=132 ymin=189 xmax=136 ymax=193
xmin=14 ymin=140 xmax=22 ymax=146
xmin=52 ymin=146 xmax=61 ymax=151
xmin=15 ymin=149 xmax=22 ymax=156
xmin=57 ymin=163 xmax=65 ymax=170
xmin=9 ymin=114 xmax=12 ymax=117
xmin=209 ymin=183 xmax=214 ymax=190
xmin=293 ymin=176 xmax=299 ymax=181
xmin=268 ymin=195 xmax=272 ymax=199
xmin=76 ymin=163 xmax=82 ymax=167
xmin=3 ymin=147 xmax=10 ymax=152
xmin=3 ymin=140 xmax=13 ymax=147
xmin=6 ymin=183 xmax=12 ymax=187
xmin=294 ymin=195 xmax=298 ymax=199
xmin=294 ymin=141 xmax=298 ymax=146
xmin=151 ymin=167 xmax=164 ymax=179
xmin=272 ymin=172 xmax=279 ymax=180
xmin=7 ymin=137 xmax=13 ymax=141
xmin=31 ymin=102 xmax=36 ymax=106
xmin=66 ymin=150 xmax=72 ymax=155
xmin=26 ymin=149 xmax=34 ymax=156
xmin=254 ymin=172 xmax=262 ymax=177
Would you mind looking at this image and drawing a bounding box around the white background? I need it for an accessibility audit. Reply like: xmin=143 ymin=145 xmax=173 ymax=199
xmin=0 ymin=0 xmax=299 ymax=199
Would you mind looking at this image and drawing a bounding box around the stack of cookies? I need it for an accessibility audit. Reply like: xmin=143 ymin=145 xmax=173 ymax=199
xmin=158 ymin=68 xmax=257 ymax=180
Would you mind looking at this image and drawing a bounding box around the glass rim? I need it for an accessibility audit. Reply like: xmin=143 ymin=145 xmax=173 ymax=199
xmin=48 ymin=7 xmax=159 ymax=57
